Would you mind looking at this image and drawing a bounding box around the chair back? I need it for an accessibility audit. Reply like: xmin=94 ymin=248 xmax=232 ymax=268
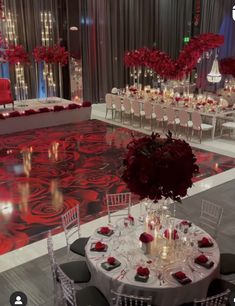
xmin=165 ymin=108 xmax=175 ymax=124
xmin=105 ymin=93 xmax=113 ymax=108
xmin=132 ymin=100 xmax=141 ymax=116
xmin=123 ymin=97 xmax=131 ymax=113
xmin=143 ymin=101 xmax=153 ymax=119
xmin=192 ymin=111 xmax=202 ymax=130
xmin=154 ymin=104 xmax=164 ymax=120
xmin=0 ymin=78 xmax=11 ymax=90
xmin=106 ymin=192 xmax=131 ymax=223
xmin=193 ymin=289 xmax=230 ymax=305
xmin=200 ymin=199 xmax=223 ymax=237
xmin=47 ymin=231 xmax=57 ymax=284
xmin=178 ymin=110 xmax=190 ymax=127
xmin=113 ymin=95 xmax=122 ymax=111
xmin=57 ymin=264 xmax=77 ymax=306
xmin=61 ymin=205 xmax=80 ymax=252
xmin=111 ymin=290 xmax=152 ymax=306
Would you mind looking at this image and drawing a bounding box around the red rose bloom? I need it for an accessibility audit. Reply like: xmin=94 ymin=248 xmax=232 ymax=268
xmin=107 ymin=257 xmax=116 ymax=265
xmin=175 ymin=271 xmax=186 ymax=280
xmin=196 ymin=254 xmax=208 ymax=263
xmin=100 ymin=227 xmax=110 ymax=235
xmin=95 ymin=241 xmax=106 ymax=251
xmin=137 ymin=266 xmax=150 ymax=277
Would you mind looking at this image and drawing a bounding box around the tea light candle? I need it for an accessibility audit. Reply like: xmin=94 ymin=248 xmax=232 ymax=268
xmin=161 ymin=246 xmax=168 ymax=259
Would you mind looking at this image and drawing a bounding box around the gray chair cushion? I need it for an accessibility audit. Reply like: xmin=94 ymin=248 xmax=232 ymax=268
xmin=220 ymin=253 xmax=235 ymax=275
xmin=60 ymin=260 xmax=91 ymax=283
xmin=76 ymin=286 xmax=109 ymax=306
xmin=70 ymin=237 xmax=90 ymax=257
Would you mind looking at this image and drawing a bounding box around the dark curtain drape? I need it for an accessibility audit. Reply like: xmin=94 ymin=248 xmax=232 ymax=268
xmin=79 ymin=0 xmax=193 ymax=103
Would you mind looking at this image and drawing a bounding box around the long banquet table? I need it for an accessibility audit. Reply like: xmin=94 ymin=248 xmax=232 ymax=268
xmin=85 ymin=218 xmax=220 ymax=306
xmin=111 ymin=93 xmax=235 ymax=140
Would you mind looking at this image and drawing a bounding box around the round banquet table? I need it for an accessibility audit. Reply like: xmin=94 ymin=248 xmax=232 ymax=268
xmin=85 ymin=218 xmax=220 ymax=306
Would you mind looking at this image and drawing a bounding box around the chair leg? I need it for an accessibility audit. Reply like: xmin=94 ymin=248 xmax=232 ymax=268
xmin=12 ymin=102 xmax=14 ymax=110
xmin=105 ymin=108 xmax=108 ymax=118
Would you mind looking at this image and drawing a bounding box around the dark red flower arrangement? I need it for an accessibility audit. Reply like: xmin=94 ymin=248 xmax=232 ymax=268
xmin=82 ymin=101 xmax=92 ymax=107
xmin=219 ymin=58 xmax=235 ymax=77
xmin=33 ymin=45 xmax=69 ymax=66
xmin=5 ymin=45 xmax=30 ymax=65
xmin=124 ymin=33 xmax=224 ymax=80
xmin=122 ymin=132 xmax=199 ymax=202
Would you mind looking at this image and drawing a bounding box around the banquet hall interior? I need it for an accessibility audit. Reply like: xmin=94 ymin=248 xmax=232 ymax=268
xmin=0 ymin=0 xmax=235 ymax=305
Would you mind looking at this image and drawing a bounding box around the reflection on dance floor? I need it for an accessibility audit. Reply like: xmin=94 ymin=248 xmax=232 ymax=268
xmin=0 ymin=119 xmax=234 ymax=254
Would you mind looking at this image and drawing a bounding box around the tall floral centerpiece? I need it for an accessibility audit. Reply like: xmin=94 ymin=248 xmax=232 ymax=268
xmin=122 ymin=132 xmax=198 ymax=203
xmin=5 ymin=44 xmax=30 ymax=102
xmin=122 ymin=132 xmax=199 ymax=256
xmin=33 ymin=44 xmax=69 ymax=98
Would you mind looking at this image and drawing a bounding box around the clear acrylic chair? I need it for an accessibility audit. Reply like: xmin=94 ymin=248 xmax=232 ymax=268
xmin=106 ymin=192 xmax=132 ymax=224
xmin=61 ymin=205 xmax=90 ymax=257
xmin=111 ymin=290 xmax=152 ymax=306
xmin=199 ymin=200 xmax=223 ymax=238
xmin=193 ymin=289 xmax=230 ymax=305
xmin=57 ymin=264 xmax=109 ymax=306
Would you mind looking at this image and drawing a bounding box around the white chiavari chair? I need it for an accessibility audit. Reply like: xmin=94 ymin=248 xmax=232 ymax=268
xmin=165 ymin=108 xmax=180 ymax=135
xmin=106 ymin=192 xmax=132 ymax=224
xmin=191 ymin=111 xmax=213 ymax=143
xmin=123 ymin=97 xmax=134 ymax=124
xmin=153 ymin=104 xmax=167 ymax=132
xmin=178 ymin=109 xmax=193 ymax=139
xmin=143 ymin=101 xmax=155 ymax=130
xmin=105 ymin=93 xmax=115 ymax=119
xmin=132 ymin=99 xmax=145 ymax=127
xmin=61 ymin=205 xmax=89 ymax=257
xmin=113 ymin=95 xmax=124 ymax=122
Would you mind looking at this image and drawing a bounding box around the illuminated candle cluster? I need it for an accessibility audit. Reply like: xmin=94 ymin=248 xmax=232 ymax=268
xmin=15 ymin=62 xmax=28 ymax=101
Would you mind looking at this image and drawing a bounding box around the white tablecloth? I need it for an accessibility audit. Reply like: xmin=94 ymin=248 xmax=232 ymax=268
xmin=85 ymin=219 xmax=220 ymax=306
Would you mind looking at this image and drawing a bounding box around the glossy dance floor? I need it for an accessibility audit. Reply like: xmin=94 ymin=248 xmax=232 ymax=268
xmin=0 ymin=119 xmax=235 ymax=255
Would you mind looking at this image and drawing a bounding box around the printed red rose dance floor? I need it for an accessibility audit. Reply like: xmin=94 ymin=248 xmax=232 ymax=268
xmin=0 ymin=119 xmax=234 ymax=255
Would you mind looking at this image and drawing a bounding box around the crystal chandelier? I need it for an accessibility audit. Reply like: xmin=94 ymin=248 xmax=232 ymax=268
xmin=207 ymin=55 xmax=222 ymax=84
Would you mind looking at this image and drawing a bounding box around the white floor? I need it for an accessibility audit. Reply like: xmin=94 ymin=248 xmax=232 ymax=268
xmin=0 ymin=103 xmax=235 ymax=273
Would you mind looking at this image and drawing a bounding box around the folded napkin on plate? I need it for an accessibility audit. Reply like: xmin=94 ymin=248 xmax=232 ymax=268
xmin=180 ymin=220 xmax=192 ymax=227
xmin=97 ymin=226 xmax=113 ymax=236
xmin=90 ymin=241 xmax=107 ymax=252
xmin=101 ymin=256 xmax=121 ymax=271
xmin=198 ymin=237 xmax=214 ymax=248
xmin=139 ymin=232 xmax=154 ymax=244
xmin=135 ymin=267 xmax=150 ymax=283
xmin=195 ymin=255 xmax=214 ymax=269
xmin=172 ymin=271 xmax=192 ymax=285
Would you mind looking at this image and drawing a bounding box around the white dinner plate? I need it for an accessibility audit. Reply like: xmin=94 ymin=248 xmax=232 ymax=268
xmin=163 ymin=264 xmax=194 ymax=286
xmin=125 ymin=269 xmax=156 ymax=286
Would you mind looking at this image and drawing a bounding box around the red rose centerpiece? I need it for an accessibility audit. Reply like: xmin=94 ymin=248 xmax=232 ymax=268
xmin=122 ymin=132 xmax=198 ymax=202
xmin=139 ymin=232 xmax=154 ymax=254
xmin=164 ymin=229 xmax=179 ymax=240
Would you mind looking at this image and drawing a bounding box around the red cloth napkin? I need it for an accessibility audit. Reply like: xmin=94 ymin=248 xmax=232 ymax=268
xmin=139 ymin=232 xmax=154 ymax=243
xmin=107 ymin=257 xmax=116 ymax=265
xmin=137 ymin=267 xmax=150 ymax=277
xmin=174 ymin=271 xmax=186 ymax=280
xmin=196 ymin=254 xmax=208 ymax=263
xmin=198 ymin=237 xmax=213 ymax=247
xmin=95 ymin=241 xmax=106 ymax=251
xmin=99 ymin=227 xmax=110 ymax=235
